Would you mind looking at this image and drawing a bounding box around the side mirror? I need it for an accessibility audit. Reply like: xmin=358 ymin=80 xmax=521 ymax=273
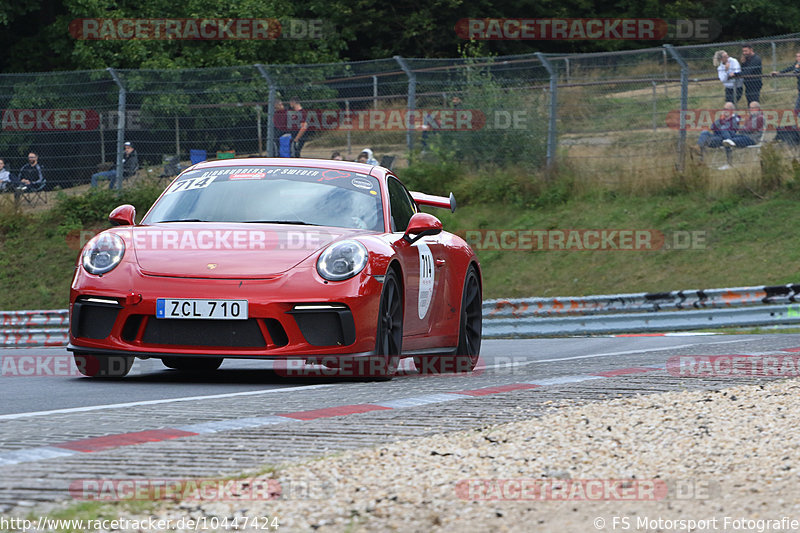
xmin=109 ymin=204 xmax=136 ymax=226
xmin=403 ymin=213 xmax=442 ymax=244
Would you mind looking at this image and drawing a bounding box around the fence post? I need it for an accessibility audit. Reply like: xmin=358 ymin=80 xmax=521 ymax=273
xmin=652 ymin=81 xmax=657 ymax=132
xmin=107 ymin=68 xmax=126 ymax=190
xmin=771 ymin=41 xmax=778 ymax=92
xmin=255 ymin=64 xmax=277 ymax=157
xmin=175 ymin=115 xmax=180 ymax=157
xmin=394 ymin=55 xmax=416 ymax=157
xmin=99 ymin=112 xmax=105 ymax=163
xmin=256 ymin=106 xmax=262 ymax=155
xmin=373 ymin=75 xmax=378 ymax=110
xmin=345 ymin=100 xmax=351 ymax=157
xmin=535 ymin=53 xmax=557 ymax=170
xmin=664 ymin=45 xmax=688 ymax=172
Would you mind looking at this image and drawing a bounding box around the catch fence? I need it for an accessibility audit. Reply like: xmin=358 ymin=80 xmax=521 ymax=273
xmin=1 ymin=33 xmax=799 ymax=190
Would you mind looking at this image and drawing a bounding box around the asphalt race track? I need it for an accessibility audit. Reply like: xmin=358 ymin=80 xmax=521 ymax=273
xmin=1 ymin=333 xmax=798 ymax=512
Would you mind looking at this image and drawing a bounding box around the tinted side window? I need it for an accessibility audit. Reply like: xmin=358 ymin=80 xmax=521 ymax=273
xmin=387 ymin=177 xmax=417 ymax=232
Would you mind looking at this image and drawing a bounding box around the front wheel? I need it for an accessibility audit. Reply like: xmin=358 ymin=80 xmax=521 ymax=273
xmin=73 ymin=353 xmax=134 ymax=378
xmin=370 ymin=268 xmax=403 ymax=380
xmin=162 ymin=357 xmax=223 ymax=372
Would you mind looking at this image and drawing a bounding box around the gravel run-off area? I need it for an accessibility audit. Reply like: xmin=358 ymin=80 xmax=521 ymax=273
xmin=117 ymin=378 xmax=800 ymax=532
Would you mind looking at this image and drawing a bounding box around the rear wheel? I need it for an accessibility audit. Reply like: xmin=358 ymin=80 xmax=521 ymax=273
xmin=162 ymin=357 xmax=223 ymax=372
xmin=73 ymin=353 xmax=134 ymax=378
xmin=415 ymin=266 xmax=482 ymax=374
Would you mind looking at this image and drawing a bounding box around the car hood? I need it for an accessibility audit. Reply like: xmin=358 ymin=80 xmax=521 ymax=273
xmin=129 ymin=223 xmax=365 ymax=278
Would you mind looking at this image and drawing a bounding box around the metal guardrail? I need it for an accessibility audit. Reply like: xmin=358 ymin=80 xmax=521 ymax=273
xmin=483 ymin=304 xmax=800 ymax=338
xmin=4 ymin=284 xmax=800 ymax=347
xmin=0 ymin=310 xmax=69 ymax=347
xmin=482 ymin=284 xmax=800 ymax=337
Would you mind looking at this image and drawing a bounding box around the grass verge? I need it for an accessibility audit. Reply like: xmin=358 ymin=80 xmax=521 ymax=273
xmin=2 ymin=164 xmax=800 ymax=309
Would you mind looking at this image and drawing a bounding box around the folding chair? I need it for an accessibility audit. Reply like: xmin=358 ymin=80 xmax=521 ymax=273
xmin=379 ymin=155 xmax=395 ymax=170
xmin=17 ymin=182 xmax=47 ymax=207
xmin=741 ymin=129 xmax=768 ymax=164
xmin=159 ymin=154 xmax=182 ymax=186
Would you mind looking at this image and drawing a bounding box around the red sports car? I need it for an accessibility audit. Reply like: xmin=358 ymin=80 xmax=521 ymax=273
xmin=68 ymin=158 xmax=482 ymax=379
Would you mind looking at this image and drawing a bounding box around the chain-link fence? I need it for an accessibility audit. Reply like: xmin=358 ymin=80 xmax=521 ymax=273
xmin=547 ymin=34 xmax=800 ymax=187
xmin=0 ymin=33 xmax=799 ymax=191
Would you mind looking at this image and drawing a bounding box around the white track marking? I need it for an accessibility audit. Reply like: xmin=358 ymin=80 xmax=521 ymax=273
xmin=0 ymin=446 xmax=79 ymax=466
xmin=373 ymin=393 xmax=463 ymax=409
xmin=176 ymin=416 xmax=298 ymax=434
xmin=475 ymin=338 xmax=754 ymax=370
xmin=0 ymin=384 xmax=334 ymax=421
xmin=525 ymin=375 xmax=605 ymax=386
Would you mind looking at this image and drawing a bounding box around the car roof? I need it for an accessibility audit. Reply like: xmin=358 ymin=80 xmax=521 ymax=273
xmin=189 ymin=157 xmax=386 ymax=176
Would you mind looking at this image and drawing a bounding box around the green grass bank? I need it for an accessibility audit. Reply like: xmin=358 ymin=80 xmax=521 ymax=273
xmin=1 ymin=160 xmax=799 ymax=310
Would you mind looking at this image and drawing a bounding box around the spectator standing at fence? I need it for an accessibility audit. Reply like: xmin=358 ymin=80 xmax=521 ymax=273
xmin=0 ymin=158 xmax=11 ymax=192
xmin=725 ymin=101 xmax=764 ymax=147
xmin=331 ymin=151 xmax=344 ymax=161
xmin=272 ymin=99 xmax=288 ymax=155
xmin=696 ymin=102 xmax=740 ymax=161
xmin=714 ymin=51 xmax=743 ymax=104
xmin=91 ymin=142 xmax=138 ymax=188
xmin=739 ymin=44 xmax=763 ymax=105
xmin=12 ymin=152 xmax=45 ymax=191
xmin=288 ymin=97 xmax=309 ymax=157
xmin=421 ymin=110 xmax=440 ymax=151
xmin=772 ymin=51 xmax=800 ymax=113
xmin=356 ymin=148 xmax=378 ymax=165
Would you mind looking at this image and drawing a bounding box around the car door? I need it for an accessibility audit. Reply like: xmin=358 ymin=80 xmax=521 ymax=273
xmin=386 ymin=176 xmax=445 ymax=336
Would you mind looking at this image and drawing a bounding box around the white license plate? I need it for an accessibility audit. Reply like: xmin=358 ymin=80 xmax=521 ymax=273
xmin=156 ymin=299 xmax=248 ymax=320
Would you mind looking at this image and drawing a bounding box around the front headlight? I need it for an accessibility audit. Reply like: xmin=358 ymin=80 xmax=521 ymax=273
xmin=82 ymin=233 xmax=125 ymax=275
xmin=316 ymin=240 xmax=368 ymax=281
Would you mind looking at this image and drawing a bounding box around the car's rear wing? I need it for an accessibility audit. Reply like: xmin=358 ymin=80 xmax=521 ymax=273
xmin=410 ymin=191 xmax=457 ymax=213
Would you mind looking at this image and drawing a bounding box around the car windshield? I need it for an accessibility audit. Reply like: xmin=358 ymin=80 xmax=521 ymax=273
xmin=142 ymin=165 xmax=384 ymax=231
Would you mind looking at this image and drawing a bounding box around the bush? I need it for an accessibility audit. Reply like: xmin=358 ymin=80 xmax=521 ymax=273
xmin=420 ymin=49 xmax=547 ymax=170
xmin=50 ymin=183 xmax=164 ymax=227
xmin=398 ymin=161 xmax=571 ymax=209
xmin=396 ymin=159 xmax=461 ymax=195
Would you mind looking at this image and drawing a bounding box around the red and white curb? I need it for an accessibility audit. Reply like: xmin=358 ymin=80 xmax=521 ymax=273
xmin=5 ymin=342 xmax=797 ymax=468
xmin=0 ymin=365 xmax=674 ymax=467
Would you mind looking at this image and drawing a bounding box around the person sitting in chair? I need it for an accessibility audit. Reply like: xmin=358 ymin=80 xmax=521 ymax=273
xmin=91 ymin=142 xmax=138 ymax=188
xmin=0 ymin=158 xmax=12 ymax=192
xmin=696 ymin=102 xmax=740 ymax=155
xmin=12 ymin=152 xmax=45 ymax=191
xmin=724 ymin=101 xmax=764 ymax=147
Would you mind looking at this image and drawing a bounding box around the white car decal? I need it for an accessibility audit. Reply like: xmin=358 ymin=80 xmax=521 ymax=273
xmin=418 ymin=242 xmax=434 ymax=319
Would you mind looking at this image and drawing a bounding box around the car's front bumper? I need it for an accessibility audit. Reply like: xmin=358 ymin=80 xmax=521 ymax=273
xmin=69 ymin=264 xmax=383 ymax=359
